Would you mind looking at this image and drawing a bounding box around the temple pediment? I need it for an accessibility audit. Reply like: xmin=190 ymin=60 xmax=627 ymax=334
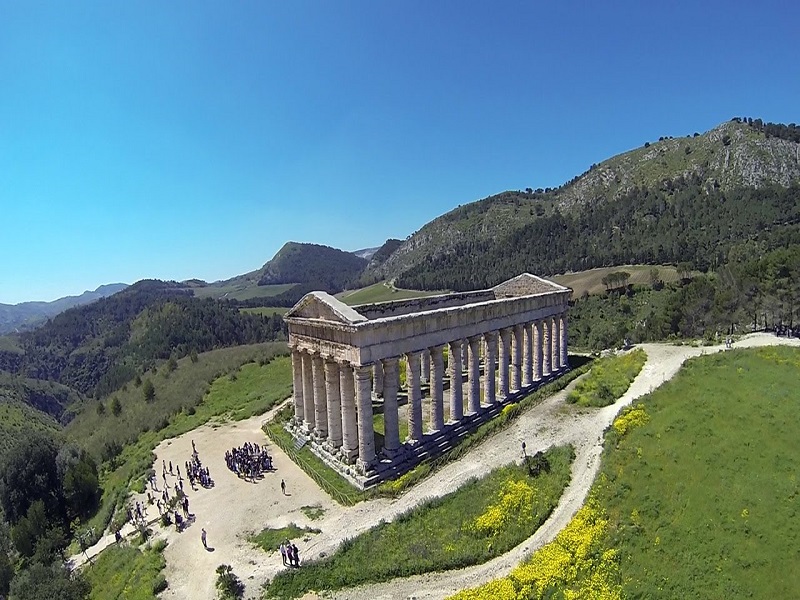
xmin=492 ymin=273 xmax=571 ymax=298
xmin=285 ymin=291 xmax=368 ymax=324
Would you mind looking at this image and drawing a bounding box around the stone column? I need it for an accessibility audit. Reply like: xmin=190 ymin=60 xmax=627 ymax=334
xmin=511 ymin=324 xmax=523 ymax=391
xmin=291 ymin=349 xmax=304 ymax=423
xmin=542 ymin=318 xmax=552 ymax=376
xmin=461 ymin=339 xmax=469 ymax=373
xmin=339 ymin=363 xmax=358 ymax=461
xmin=312 ymin=354 xmax=328 ymax=438
xmin=466 ymin=336 xmax=481 ymax=414
xmin=324 ymin=360 xmax=342 ymax=449
xmin=405 ymin=352 xmax=423 ymax=443
xmin=483 ymin=331 xmax=497 ymax=405
xmin=373 ymin=361 xmax=384 ymax=397
xmin=448 ymin=340 xmax=463 ymax=422
xmin=429 ymin=345 xmax=445 ymax=432
xmin=498 ymin=328 xmax=511 ymax=400
xmin=382 ymin=358 xmax=400 ymax=454
xmin=560 ymin=314 xmax=569 ymax=368
xmin=551 ymin=316 xmax=561 ymax=371
xmin=421 ymin=350 xmax=430 ymax=384
xmin=354 ymin=365 xmax=376 ymax=472
xmin=534 ymin=320 xmax=543 ymax=381
xmin=302 ymin=351 xmax=315 ymax=432
xmin=522 ymin=322 xmax=533 ymax=387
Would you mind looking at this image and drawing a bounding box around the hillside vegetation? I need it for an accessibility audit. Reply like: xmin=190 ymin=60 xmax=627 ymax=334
xmin=257 ymin=241 xmax=367 ymax=291
xmin=364 ymin=119 xmax=800 ymax=288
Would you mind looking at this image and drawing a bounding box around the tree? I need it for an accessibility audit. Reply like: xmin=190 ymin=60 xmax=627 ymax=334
xmin=143 ymin=379 xmax=155 ymax=403
xmin=9 ymin=563 xmax=90 ymax=600
xmin=111 ymin=396 xmax=122 ymax=416
xmin=0 ymin=432 xmax=63 ymax=525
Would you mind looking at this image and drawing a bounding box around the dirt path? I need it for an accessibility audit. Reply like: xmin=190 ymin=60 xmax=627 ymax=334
xmin=74 ymin=334 xmax=799 ymax=599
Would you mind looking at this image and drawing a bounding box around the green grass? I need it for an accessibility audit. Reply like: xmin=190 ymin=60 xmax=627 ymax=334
xmin=265 ymin=415 xmax=366 ymax=506
xmin=0 ymin=335 xmax=23 ymax=353
xmin=84 ymin=540 xmax=167 ymax=600
xmin=240 ymin=307 xmax=289 ymax=317
xmin=372 ymin=411 xmax=409 ymax=444
xmin=337 ymin=282 xmax=447 ymax=306
xmin=300 ymin=505 xmax=325 ymax=521
xmin=263 ymin=446 xmax=574 ymax=599
xmin=551 ymin=265 xmax=681 ymax=298
xmin=67 ymin=342 xmax=289 ymax=460
xmin=574 ymin=346 xmax=800 ymax=598
xmin=249 ymin=524 xmax=320 ymax=552
xmin=71 ymin=345 xmax=292 ymax=548
xmin=192 ymin=281 xmax=297 ymax=301
xmin=0 ymin=398 xmax=61 ymax=460
xmin=567 ymin=348 xmax=646 ymax=407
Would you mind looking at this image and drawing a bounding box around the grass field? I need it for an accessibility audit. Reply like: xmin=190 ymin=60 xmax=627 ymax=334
xmin=264 ymin=446 xmax=574 ymax=599
xmin=551 ymin=265 xmax=681 ymax=298
xmin=455 ymin=346 xmax=800 ymax=599
xmin=338 ymin=282 xmax=447 ymax=306
xmin=249 ymin=524 xmax=320 ymax=553
xmin=240 ymin=307 xmax=289 ymax=317
xmin=566 ymin=348 xmax=646 ymax=407
xmin=192 ymin=281 xmax=296 ymax=301
xmin=84 ymin=540 xmax=167 ymax=600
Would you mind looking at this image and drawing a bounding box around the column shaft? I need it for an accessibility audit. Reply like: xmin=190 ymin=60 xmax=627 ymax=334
xmin=543 ymin=318 xmax=552 ymax=376
xmin=373 ymin=361 xmax=385 ymax=397
xmin=483 ymin=332 xmax=497 ymax=404
xmin=430 ymin=346 xmax=444 ymax=431
xmin=421 ymin=350 xmax=430 ymax=384
xmin=448 ymin=340 xmax=463 ymax=422
xmin=522 ymin=322 xmax=533 ymax=387
xmin=339 ymin=364 xmax=358 ymax=459
xmin=355 ymin=366 xmax=376 ymax=471
xmin=534 ymin=321 xmax=543 ymax=381
xmin=312 ymin=355 xmax=328 ymax=437
xmin=551 ymin=316 xmax=560 ymax=371
xmin=498 ymin=328 xmax=511 ymax=399
xmin=467 ymin=336 xmax=481 ymax=414
xmin=405 ymin=352 xmax=423 ymax=442
xmin=560 ymin=314 xmax=569 ymax=368
xmin=382 ymin=358 xmax=400 ymax=452
xmin=291 ymin=349 xmax=304 ymax=422
xmin=302 ymin=352 xmax=315 ymax=431
xmin=511 ymin=324 xmax=523 ymax=391
xmin=324 ymin=361 xmax=342 ymax=448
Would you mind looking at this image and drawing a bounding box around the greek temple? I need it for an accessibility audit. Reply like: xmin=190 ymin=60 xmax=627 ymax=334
xmin=283 ymin=273 xmax=571 ymax=485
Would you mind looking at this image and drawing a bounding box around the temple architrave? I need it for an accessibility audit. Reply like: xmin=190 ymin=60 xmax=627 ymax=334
xmin=283 ymin=273 xmax=571 ymax=486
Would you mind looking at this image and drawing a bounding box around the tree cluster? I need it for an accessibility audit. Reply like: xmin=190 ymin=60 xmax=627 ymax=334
xmin=257 ymin=242 xmax=367 ymax=292
xmin=0 ymin=432 xmax=99 ymax=599
xmin=395 ymin=181 xmax=800 ymax=292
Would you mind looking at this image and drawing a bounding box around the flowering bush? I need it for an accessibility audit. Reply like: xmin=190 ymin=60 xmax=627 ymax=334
xmin=450 ymin=502 xmax=621 ymax=600
xmin=612 ymin=404 xmax=649 ymax=437
xmin=473 ymin=479 xmax=537 ymax=536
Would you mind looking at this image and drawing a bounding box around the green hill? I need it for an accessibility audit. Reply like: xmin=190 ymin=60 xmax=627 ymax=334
xmin=365 ymin=119 xmax=800 ymax=288
xmin=257 ymin=241 xmax=368 ymax=291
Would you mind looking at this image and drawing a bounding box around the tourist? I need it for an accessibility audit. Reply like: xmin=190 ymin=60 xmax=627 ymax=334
xmin=201 ymin=528 xmax=208 ymax=549
xmin=281 ymin=479 xmax=286 ymax=495
xmin=279 ymin=541 xmax=287 ymax=566
xmin=291 ymin=542 xmax=300 ymax=567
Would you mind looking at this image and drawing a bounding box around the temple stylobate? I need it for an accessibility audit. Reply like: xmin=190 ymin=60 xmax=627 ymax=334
xmin=283 ymin=273 xmax=571 ymax=485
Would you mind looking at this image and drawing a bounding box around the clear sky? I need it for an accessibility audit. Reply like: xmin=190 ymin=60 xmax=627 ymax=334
xmin=1 ymin=1 xmax=798 ymax=304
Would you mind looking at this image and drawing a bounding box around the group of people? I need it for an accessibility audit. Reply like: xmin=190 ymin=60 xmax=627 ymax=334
xmin=224 ymin=441 xmax=274 ymax=480
xmin=185 ymin=442 xmax=214 ymax=489
xmin=279 ymin=540 xmax=301 ymax=567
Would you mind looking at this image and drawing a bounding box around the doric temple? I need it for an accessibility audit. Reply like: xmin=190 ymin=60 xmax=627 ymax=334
xmin=283 ymin=273 xmax=571 ymax=485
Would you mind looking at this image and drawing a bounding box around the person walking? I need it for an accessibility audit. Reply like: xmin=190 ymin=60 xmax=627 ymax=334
xmin=280 ymin=479 xmax=286 ymax=495
xmin=201 ymin=528 xmax=208 ymax=549
xmin=279 ymin=542 xmax=287 ymax=566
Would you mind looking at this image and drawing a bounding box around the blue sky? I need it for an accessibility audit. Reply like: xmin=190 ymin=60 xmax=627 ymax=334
xmin=1 ymin=1 xmax=798 ymax=304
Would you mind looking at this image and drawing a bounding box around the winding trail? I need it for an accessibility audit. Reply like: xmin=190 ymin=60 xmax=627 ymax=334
xmin=73 ymin=334 xmax=799 ymax=599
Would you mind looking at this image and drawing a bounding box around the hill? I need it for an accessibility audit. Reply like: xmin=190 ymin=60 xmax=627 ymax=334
xmin=0 ymin=280 xmax=284 ymax=412
xmin=0 ymin=283 xmax=128 ymax=334
xmin=256 ymin=241 xmax=367 ymax=291
xmin=364 ymin=119 xmax=800 ymax=289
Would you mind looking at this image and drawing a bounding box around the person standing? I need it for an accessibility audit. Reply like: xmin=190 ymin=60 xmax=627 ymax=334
xmin=201 ymin=528 xmax=208 ymax=549
xmin=280 ymin=479 xmax=286 ymax=495
xmin=291 ymin=542 xmax=300 ymax=567
xmin=279 ymin=542 xmax=287 ymax=566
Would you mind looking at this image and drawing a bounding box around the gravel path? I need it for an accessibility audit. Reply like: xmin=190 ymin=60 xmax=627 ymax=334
xmin=73 ymin=334 xmax=799 ymax=599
